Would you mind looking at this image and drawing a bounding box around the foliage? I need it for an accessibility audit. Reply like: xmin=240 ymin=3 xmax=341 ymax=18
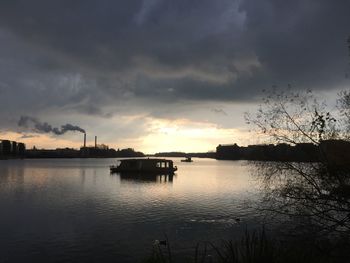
xmin=245 ymin=89 xmax=350 ymax=237
xmin=337 ymin=90 xmax=350 ymax=138
xmin=244 ymin=89 xmax=341 ymax=145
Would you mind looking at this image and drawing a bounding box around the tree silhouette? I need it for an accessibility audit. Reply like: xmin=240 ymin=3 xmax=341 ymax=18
xmin=246 ymin=89 xmax=350 ymax=237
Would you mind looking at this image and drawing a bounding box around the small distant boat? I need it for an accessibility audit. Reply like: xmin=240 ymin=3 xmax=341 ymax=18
xmin=110 ymin=158 xmax=177 ymax=174
xmin=181 ymin=157 xmax=193 ymax=162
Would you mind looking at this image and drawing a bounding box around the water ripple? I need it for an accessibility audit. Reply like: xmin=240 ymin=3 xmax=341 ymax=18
xmin=0 ymin=158 xmax=262 ymax=263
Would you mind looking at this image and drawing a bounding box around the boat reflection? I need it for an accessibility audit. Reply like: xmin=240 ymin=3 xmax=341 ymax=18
xmin=115 ymin=172 xmax=174 ymax=184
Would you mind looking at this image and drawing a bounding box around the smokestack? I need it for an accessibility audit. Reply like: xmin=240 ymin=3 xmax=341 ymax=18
xmin=83 ymin=133 xmax=86 ymax=148
xmin=95 ymin=136 xmax=97 ymax=148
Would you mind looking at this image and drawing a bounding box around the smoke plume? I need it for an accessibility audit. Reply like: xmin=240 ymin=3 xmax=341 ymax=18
xmin=18 ymin=116 xmax=85 ymax=135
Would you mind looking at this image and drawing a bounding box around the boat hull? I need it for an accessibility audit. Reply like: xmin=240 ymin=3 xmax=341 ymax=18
xmin=110 ymin=166 xmax=177 ymax=174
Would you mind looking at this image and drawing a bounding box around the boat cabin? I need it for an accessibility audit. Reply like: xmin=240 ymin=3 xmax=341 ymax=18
xmin=110 ymin=158 xmax=177 ymax=174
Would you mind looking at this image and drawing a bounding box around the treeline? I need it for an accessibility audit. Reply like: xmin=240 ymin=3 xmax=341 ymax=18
xmin=216 ymin=140 xmax=350 ymax=164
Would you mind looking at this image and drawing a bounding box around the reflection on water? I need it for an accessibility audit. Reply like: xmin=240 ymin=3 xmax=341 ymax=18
xmin=0 ymin=158 xmax=262 ymax=263
xmin=116 ymin=172 xmax=174 ymax=183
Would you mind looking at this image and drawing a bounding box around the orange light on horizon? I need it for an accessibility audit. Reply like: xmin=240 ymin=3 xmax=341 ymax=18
xmin=0 ymin=131 xmax=83 ymax=149
xmin=1 ymin=117 xmax=253 ymax=153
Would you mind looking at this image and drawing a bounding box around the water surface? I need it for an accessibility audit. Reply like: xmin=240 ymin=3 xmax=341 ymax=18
xmin=0 ymin=158 xmax=262 ymax=262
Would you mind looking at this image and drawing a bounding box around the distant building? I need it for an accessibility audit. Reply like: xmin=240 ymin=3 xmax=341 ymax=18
xmin=1 ymin=140 xmax=12 ymax=155
xmin=216 ymin=142 xmax=322 ymax=162
xmin=216 ymin=144 xmax=241 ymax=160
xmin=12 ymin=141 xmax=17 ymax=155
xmin=18 ymin=143 xmax=26 ymax=155
xmin=0 ymin=139 xmax=26 ymax=158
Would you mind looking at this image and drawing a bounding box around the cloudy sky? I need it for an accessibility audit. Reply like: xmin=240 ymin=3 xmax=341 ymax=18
xmin=0 ymin=0 xmax=349 ymax=153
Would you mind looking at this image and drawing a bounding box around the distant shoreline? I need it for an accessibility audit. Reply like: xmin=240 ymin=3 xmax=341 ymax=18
xmin=2 ymin=139 xmax=349 ymax=165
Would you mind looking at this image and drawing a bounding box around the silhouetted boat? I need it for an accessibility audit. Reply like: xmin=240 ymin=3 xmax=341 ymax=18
xmin=110 ymin=158 xmax=177 ymax=174
xmin=181 ymin=157 xmax=193 ymax=162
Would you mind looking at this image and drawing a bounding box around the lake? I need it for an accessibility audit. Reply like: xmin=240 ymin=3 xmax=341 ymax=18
xmin=0 ymin=158 xmax=264 ymax=262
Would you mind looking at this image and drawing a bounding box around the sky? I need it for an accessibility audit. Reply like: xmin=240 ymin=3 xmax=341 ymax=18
xmin=0 ymin=0 xmax=349 ymax=153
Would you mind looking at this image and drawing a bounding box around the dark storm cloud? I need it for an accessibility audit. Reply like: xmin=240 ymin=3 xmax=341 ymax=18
xmin=0 ymin=0 xmax=349 ymax=122
xmin=241 ymin=0 xmax=350 ymax=85
xmin=0 ymin=0 xmax=243 ymax=71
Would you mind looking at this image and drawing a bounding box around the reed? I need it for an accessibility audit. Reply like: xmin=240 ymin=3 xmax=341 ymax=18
xmin=143 ymin=228 xmax=348 ymax=263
